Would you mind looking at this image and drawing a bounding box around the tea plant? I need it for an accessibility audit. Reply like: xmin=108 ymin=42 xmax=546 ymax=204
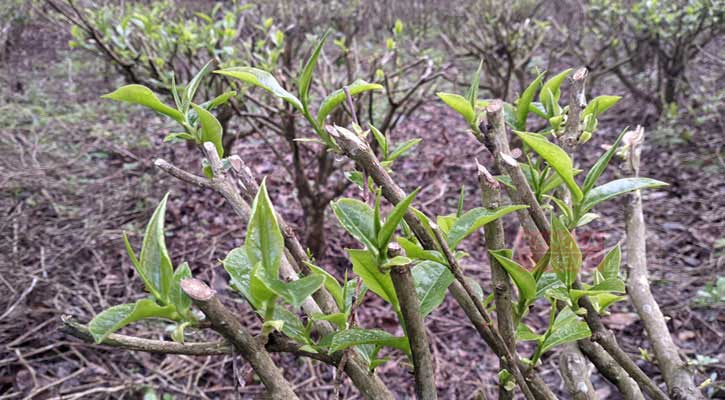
xmin=63 ymin=29 xmax=707 ymax=398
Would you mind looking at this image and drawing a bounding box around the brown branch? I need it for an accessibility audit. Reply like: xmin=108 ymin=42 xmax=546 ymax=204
xmin=559 ymin=342 xmax=598 ymax=400
xmin=180 ymin=278 xmax=299 ymax=400
xmin=561 ymin=67 xmax=588 ymax=150
xmin=482 ymin=101 xmax=551 ymax=243
xmin=477 ymin=162 xmax=515 ymax=400
xmin=623 ymin=128 xmax=704 ymax=399
xmin=578 ymin=339 xmax=644 ymax=400
xmin=389 ymin=246 xmax=437 ymax=400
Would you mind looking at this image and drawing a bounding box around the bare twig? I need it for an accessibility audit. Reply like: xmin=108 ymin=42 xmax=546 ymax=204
xmin=623 ymin=128 xmax=704 ymax=399
xmin=578 ymin=339 xmax=644 ymax=400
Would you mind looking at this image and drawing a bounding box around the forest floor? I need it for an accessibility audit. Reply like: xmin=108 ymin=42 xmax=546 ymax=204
xmin=1 ymin=19 xmax=723 ymax=400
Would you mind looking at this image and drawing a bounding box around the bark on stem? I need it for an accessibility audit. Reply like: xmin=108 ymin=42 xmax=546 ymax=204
xmin=477 ymin=162 xmax=516 ymax=400
xmin=482 ymin=101 xmax=551 ymax=243
xmin=578 ymin=339 xmax=644 ymax=400
xmin=389 ymin=249 xmax=438 ymax=400
xmin=180 ymin=278 xmax=299 ymax=400
xmin=623 ymin=128 xmax=703 ymax=399
xmin=561 ymin=67 xmax=588 ymax=151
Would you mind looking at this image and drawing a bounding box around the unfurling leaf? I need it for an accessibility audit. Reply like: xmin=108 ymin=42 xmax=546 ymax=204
xmin=246 ymin=180 xmax=284 ymax=280
xmin=102 ymin=84 xmax=184 ymax=123
xmin=169 ymin=262 xmax=192 ymax=317
xmin=305 ymin=262 xmax=344 ymax=310
xmin=377 ymin=188 xmax=420 ymax=251
xmin=191 ymin=104 xmax=224 ymax=157
xmin=582 ymin=95 xmax=621 ymax=119
xmin=596 ymin=245 xmax=622 ymax=281
xmin=515 ymin=72 xmax=545 ymax=130
xmin=139 ymin=193 xmax=174 ymax=302
xmin=582 ymin=128 xmax=628 ymax=194
xmin=299 ymin=30 xmax=330 ymax=110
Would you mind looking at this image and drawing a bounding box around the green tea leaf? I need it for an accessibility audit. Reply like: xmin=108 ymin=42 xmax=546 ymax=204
xmin=317 ymin=80 xmax=383 ymax=124
xmin=447 ymin=205 xmax=528 ymax=249
xmin=437 ymin=92 xmax=475 ymax=125
xmin=88 ymin=299 xmax=176 ymax=343
xmin=397 ymin=237 xmax=447 ymax=265
xmin=311 ymin=312 xmax=348 ymax=330
xmin=387 ymin=138 xmax=421 ymax=162
xmin=348 ymin=249 xmax=398 ymax=310
xmin=515 ymin=72 xmax=545 ymax=130
xmin=489 ymin=250 xmax=537 ymax=301
xmin=329 ymin=328 xmax=410 ymax=354
xmin=191 ymin=104 xmax=224 ymax=157
xmin=540 ymin=307 xmax=591 ymax=353
xmin=569 ymin=279 xmax=626 ymax=304
xmin=201 ymin=90 xmax=237 ymax=111
xmin=102 ymin=85 xmax=184 ymax=123
xmin=550 ymin=217 xmax=581 ymax=288
xmin=224 ymin=248 xmax=257 ymax=305
xmin=582 ymin=95 xmax=621 ymax=118
xmin=332 ymin=198 xmax=378 ymax=253
xmin=246 ymin=180 xmax=284 ymax=279
xmin=184 ymin=60 xmax=215 ymax=110
xmin=305 ymin=262 xmax=344 ymax=310
xmin=516 ymin=131 xmax=583 ymax=201
xmin=535 ymin=273 xmax=569 ymax=302
xmin=539 ymin=68 xmax=572 ymax=116
xmin=299 ymin=30 xmax=330 ymax=110
xmin=596 ymin=245 xmax=622 ymax=281
xmin=170 ymin=262 xmax=192 ymax=317
xmin=412 ymin=261 xmax=454 ymax=317
xmin=139 ymin=193 xmax=174 ymax=302
xmin=465 ymin=61 xmax=482 ymax=107
xmin=377 ymin=188 xmax=420 ymax=251
xmin=250 ymin=262 xmax=277 ymax=308
xmin=215 ymin=67 xmax=303 ymax=111
xmin=270 ymin=274 xmax=325 ymax=309
xmin=581 ymin=178 xmax=668 ymax=213
xmin=516 ymin=323 xmax=541 ymax=341
xmin=582 ymin=128 xmax=628 ymax=194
